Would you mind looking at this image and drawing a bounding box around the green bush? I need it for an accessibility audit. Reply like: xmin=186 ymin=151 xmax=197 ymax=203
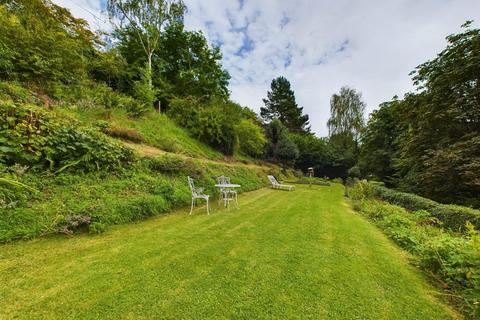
xmin=113 ymin=195 xmax=170 ymax=222
xmin=89 ymin=221 xmax=106 ymax=234
xmin=193 ymin=107 xmax=237 ymax=155
xmin=167 ymin=96 xmax=200 ymax=129
xmin=52 ymin=81 xmax=148 ymax=117
xmin=0 ymin=102 xmax=135 ymax=172
xmin=373 ymin=185 xmax=480 ymax=233
xmin=0 ymin=81 xmax=39 ymax=104
xmin=345 ymin=179 xmax=373 ymax=201
xmin=234 ymin=119 xmax=266 ymax=157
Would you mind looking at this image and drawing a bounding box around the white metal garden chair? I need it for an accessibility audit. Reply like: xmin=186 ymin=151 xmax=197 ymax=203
xmin=267 ymin=175 xmax=294 ymax=191
xmin=187 ymin=176 xmax=210 ymax=215
xmin=217 ymin=175 xmax=238 ymax=209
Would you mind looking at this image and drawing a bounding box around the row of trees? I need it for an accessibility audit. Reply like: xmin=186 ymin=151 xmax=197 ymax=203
xmin=0 ymin=0 xmax=230 ymax=105
xmin=259 ymin=76 xmax=366 ymax=179
xmin=0 ymin=0 xmax=359 ymax=170
xmin=358 ymin=22 xmax=480 ymax=207
xmin=261 ymin=22 xmax=479 ymax=208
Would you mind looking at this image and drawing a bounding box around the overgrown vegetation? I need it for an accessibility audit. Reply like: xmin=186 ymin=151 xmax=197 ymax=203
xmin=372 ymin=184 xmax=480 ymax=233
xmin=0 ymin=102 xmax=134 ymax=172
xmin=347 ymin=180 xmax=480 ymax=318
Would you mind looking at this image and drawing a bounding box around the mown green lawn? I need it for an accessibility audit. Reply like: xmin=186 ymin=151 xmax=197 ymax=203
xmin=0 ymin=185 xmax=459 ymax=319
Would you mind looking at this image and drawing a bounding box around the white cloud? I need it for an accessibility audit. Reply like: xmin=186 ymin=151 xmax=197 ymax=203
xmin=54 ymin=0 xmax=480 ymax=136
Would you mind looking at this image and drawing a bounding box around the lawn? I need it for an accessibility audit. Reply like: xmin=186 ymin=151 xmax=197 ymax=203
xmin=0 ymin=185 xmax=459 ymax=319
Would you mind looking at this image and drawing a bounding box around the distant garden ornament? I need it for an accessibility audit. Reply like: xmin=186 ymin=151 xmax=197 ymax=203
xmin=308 ymin=167 xmax=314 ymax=186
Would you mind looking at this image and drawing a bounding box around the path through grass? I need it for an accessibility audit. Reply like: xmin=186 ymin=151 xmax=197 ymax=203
xmin=0 ymin=185 xmax=459 ymax=319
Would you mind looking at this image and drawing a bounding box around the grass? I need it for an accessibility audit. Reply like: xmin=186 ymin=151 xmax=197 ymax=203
xmin=0 ymin=185 xmax=459 ymax=319
xmin=73 ymin=108 xmax=224 ymax=160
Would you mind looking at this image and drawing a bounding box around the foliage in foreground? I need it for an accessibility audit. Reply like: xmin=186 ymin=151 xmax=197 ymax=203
xmin=0 ymin=102 xmax=134 ymax=171
xmin=347 ymin=181 xmax=480 ymax=318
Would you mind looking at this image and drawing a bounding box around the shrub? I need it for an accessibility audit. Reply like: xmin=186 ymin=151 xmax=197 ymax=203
xmin=345 ymin=179 xmax=373 ymax=201
xmin=0 ymin=102 xmax=135 ymax=172
xmin=348 ymin=166 xmax=361 ymax=178
xmin=234 ymin=119 xmax=266 ymax=157
xmin=114 ymin=195 xmax=170 ymax=222
xmin=133 ymin=67 xmax=157 ymax=110
xmin=53 ymin=82 xmax=148 ymax=117
xmin=167 ymin=96 xmax=200 ymax=129
xmin=0 ymin=81 xmax=39 ymax=104
xmin=193 ymin=107 xmax=236 ymax=155
xmin=57 ymin=215 xmax=91 ymax=234
xmin=89 ymin=221 xmax=106 ymax=234
xmin=373 ymin=185 xmax=480 ymax=233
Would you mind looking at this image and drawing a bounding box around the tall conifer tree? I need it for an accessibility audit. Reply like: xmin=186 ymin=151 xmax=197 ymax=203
xmin=261 ymin=77 xmax=310 ymax=133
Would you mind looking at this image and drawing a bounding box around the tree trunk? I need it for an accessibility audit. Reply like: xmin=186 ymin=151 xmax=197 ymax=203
xmin=147 ymin=52 xmax=153 ymax=87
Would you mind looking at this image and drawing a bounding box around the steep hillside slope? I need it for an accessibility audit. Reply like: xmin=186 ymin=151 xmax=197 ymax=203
xmin=1 ymin=101 xmax=289 ymax=243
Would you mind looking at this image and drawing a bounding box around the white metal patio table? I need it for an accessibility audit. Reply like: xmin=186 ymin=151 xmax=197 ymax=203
xmin=214 ymin=183 xmax=241 ymax=208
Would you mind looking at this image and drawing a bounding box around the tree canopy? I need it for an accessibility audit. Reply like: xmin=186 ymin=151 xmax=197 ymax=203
xmin=327 ymin=86 xmax=366 ymax=143
xmin=359 ymin=22 xmax=480 ymax=207
xmin=0 ymin=0 xmax=96 ymax=88
xmin=261 ymin=77 xmax=310 ymax=134
xmin=107 ymin=0 xmax=186 ymax=85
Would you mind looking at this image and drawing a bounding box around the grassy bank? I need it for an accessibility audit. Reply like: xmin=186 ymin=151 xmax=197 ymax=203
xmin=1 ymin=154 xmax=286 ymax=243
xmin=72 ymin=108 xmax=227 ymax=160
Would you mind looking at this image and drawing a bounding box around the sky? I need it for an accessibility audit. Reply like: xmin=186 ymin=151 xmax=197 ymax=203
xmin=53 ymin=0 xmax=480 ymax=136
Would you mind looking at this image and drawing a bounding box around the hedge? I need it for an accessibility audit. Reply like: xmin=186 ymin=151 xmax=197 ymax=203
xmin=372 ymin=185 xmax=480 ymax=233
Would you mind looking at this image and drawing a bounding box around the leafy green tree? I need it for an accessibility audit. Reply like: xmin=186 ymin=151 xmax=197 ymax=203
xmin=264 ymin=119 xmax=299 ymax=166
xmin=358 ymin=98 xmax=402 ymax=183
xmin=327 ymin=86 xmax=365 ymax=177
xmin=0 ymin=0 xmax=96 ymax=89
xmin=157 ymin=23 xmax=230 ymax=102
xmin=327 ymin=86 xmax=366 ymax=145
xmin=290 ymin=133 xmax=332 ymax=176
xmin=234 ymin=119 xmax=266 ymax=157
xmin=88 ymin=48 xmax=130 ymax=91
xmin=393 ymin=21 xmax=480 ymax=206
xmin=261 ymin=77 xmax=310 ymax=133
xmin=107 ymin=0 xmax=186 ymax=92
xmin=114 ymin=22 xmax=230 ymax=105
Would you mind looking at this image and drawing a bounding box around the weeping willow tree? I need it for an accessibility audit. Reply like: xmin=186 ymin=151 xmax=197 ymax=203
xmin=327 ymin=86 xmax=366 ymax=145
xmin=327 ymin=86 xmax=366 ymax=174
